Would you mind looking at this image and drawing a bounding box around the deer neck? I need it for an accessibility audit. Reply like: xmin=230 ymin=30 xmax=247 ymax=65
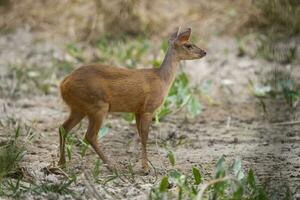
xmin=158 ymin=47 xmax=179 ymax=87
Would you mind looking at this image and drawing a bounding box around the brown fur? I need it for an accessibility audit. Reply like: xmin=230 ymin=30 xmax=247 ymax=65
xmin=58 ymin=27 xmax=206 ymax=173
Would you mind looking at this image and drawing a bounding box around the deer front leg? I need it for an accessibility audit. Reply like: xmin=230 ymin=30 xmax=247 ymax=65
xmin=137 ymin=112 xmax=153 ymax=174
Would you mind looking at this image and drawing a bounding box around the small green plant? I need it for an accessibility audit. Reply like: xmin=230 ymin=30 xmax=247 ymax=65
xmin=1 ymin=60 xmax=70 ymax=97
xmin=59 ymin=127 xmax=75 ymax=162
xmin=92 ymin=160 xmax=102 ymax=180
xmin=0 ymin=126 xmax=26 ymax=182
xmin=249 ymin=67 xmax=300 ymax=114
xmin=155 ymin=73 xmax=202 ymax=122
xmin=60 ymin=124 xmax=110 ymax=161
xmin=0 ymin=178 xmax=29 ymax=198
xmin=95 ymin=37 xmax=151 ymax=69
xmin=149 ymin=155 xmax=292 ymax=200
xmin=32 ymin=177 xmax=76 ymax=195
xmin=167 ymin=150 xmax=175 ymax=167
xmin=0 ymin=173 xmax=76 ymax=199
xmin=78 ymin=138 xmax=89 ymax=157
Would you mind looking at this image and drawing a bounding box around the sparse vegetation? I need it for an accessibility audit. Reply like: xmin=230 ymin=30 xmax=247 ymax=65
xmin=249 ymin=67 xmax=300 ymax=116
xmin=0 ymin=0 xmax=299 ymax=199
xmin=150 ymin=155 xmax=292 ymax=200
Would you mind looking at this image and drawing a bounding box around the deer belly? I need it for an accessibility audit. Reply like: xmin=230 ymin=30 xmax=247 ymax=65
xmin=108 ymin=97 xmax=142 ymax=112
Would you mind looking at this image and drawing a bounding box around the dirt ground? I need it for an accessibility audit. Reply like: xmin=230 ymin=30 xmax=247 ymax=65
xmin=0 ymin=29 xmax=300 ymax=199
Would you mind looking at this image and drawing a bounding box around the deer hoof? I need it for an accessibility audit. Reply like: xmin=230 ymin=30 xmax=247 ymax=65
xmin=58 ymin=159 xmax=66 ymax=168
xmin=142 ymin=165 xmax=150 ymax=175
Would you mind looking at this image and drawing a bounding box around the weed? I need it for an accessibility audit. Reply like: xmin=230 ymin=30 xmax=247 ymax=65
xmin=60 ymin=124 xmax=110 ymax=161
xmin=92 ymin=160 xmax=102 ymax=181
xmin=1 ymin=173 xmax=77 ymax=199
xmin=150 ymin=155 xmax=292 ymax=200
xmin=0 ymin=178 xmax=30 ymax=199
xmin=0 ymin=126 xmax=26 ymax=182
xmin=32 ymin=176 xmax=76 ymax=195
xmin=249 ymin=67 xmax=300 ymax=115
xmin=95 ymin=37 xmax=151 ymax=69
xmin=1 ymin=63 xmax=60 ymax=97
xmin=167 ymin=150 xmax=175 ymax=167
xmin=156 ymin=73 xmax=202 ymax=122
xmin=78 ymin=138 xmax=89 ymax=157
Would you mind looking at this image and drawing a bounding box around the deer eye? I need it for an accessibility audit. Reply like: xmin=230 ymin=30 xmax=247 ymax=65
xmin=184 ymin=44 xmax=193 ymax=49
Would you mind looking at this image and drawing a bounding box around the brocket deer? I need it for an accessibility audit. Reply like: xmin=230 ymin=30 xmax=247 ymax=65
xmin=58 ymin=27 xmax=206 ymax=174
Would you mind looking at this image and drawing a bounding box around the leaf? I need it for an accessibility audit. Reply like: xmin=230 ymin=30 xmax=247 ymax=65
xmin=167 ymin=151 xmax=175 ymax=166
xmin=215 ymin=155 xmax=226 ymax=178
xmin=247 ymin=169 xmax=256 ymax=189
xmin=169 ymin=170 xmax=181 ymax=180
xmin=98 ymin=126 xmax=109 ymax=139
xmin=191 ymin=186 xmax=197 ymax=195
xmin=152 ymin=59 xmax=161 ymax=68
xmin=192 ymin=167 xmax=202 ymax=185
xmin=233 ymin=184 xmax=244 ymax=200
xmin=159 ymin=176 xmax=169 ymax=192
xmin=187 ymin=96 xmax=202 ymax=118
xmin=14 ymin=126 xmax=21 ymax=140
xmin=79 ymin=139 xmax=89 ymax=157
xmin=231 ymin=158 xmax=244 ymax=181
xmin=66 ymin=145 xmax=72 ymax=161
xmin=92 ymin=160 xmax=101 ymax=179
xmin=59 ymin=127 xmax=67 ymax=139
xmin=156 ymin=106 xmax=171 ymax=121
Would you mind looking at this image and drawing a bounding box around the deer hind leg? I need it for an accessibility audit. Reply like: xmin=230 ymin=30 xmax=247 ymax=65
xmin=134 ymin=113 xmax=141 ymax=145
xmin=59 ymin=110 xmax=84 ymax=166
xmin=85 ymin=103 xmax=115 ymax=171
xmin=137 ymin=112 xmax=153 ymax=174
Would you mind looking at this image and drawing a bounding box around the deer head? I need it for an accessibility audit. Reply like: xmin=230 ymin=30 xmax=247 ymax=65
xmin=169 ymin=27 xmax=206 ymax=60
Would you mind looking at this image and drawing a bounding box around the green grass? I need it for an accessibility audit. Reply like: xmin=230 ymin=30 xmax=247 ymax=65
xmin=0 ymin=126 xmax=26 ymax=182
xmin=0 ymin=175 xmax=77 ymax=199
xmin=31 ymin=176 xmax=76 ymax=196
xmin=59 ymin=124 xmax=110 ymax=162
xmin=1 ymin=61 xmax=73 ymax=97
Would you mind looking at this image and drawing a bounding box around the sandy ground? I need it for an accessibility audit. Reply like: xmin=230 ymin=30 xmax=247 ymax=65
xmin=0 ymin=29 xmax=299 ymax=199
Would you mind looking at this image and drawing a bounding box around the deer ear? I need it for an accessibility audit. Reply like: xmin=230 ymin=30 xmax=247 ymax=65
xmin=169 ymin=28 xmax=179 ymax=42
xmin=176 ymin=28 xmax=191 ymax=43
